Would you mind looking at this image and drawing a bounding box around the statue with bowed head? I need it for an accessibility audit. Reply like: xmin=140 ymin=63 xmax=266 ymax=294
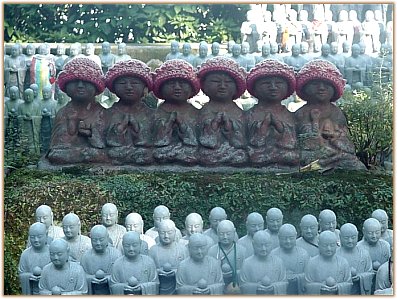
xmin=101 ymin=203 xmax=126 ymax=251
xmin=208 ymin=220 xmax=247 ymax=294
xmin=304 ymin=231 xmax=352 ymax=294
xmin=240 ymin=230 xmax=288 ymax=294
xmin=17 ymin=88 xmax=42 ymax=156
xmin=208 ymin=42 xmax=220 ymax=58
xmin=245 ymin=59 xmax=299 ymax=168
xmin=255 ymin=43 xmax=271 ymax=64
xmin=336 ymin=223 xmax=374 ymax=294
xmin=230 ymin=44 xmax=248 ymax=70
xmin=152 ymin=59 xmax=201 ymax=165
xmin=104 ymin=59 xmax=155 ymax=165
xmin=80 ymin=225 xmax=121 ymax=294
xmin=54 ymin=44 xmax=68 ymax=76
xmin=204 ymin=207 xmax=238 ymax=243
xmin=19 ymin=223 xmax=51 ymax=295
xmin=125 ymin=213 xmax=155 ymax=249
xmin=237 ymin=212 xmax=264 ymax=257
xmin=271 ymin=224 xmax=310 ymax=294
xmin=296 ymin=214 xmax=319 ymax=257
xmin=295 ymin=60 xmax=367 ymax=170
xmin=176 ymin=233 xmax=224 ymax=294
xmin=24 ymin=43 xmax=36 ymax=90
xmin=149 ymin=219 xmax=189 ymax=294
xmin=47 ymin=57 xmax=108 ymax=164
xmin=283 ymin=43 xmax=308 ymax=72
xmin=240 ymin=41 xmax=256 ymax=71
xmin=63 ymin=43 xmax=81 ymax=65
xmin=197 ymin=57 xmax=248 ymax=166
xmin=371 ymin=209 xmax=393 ymax=247
xmin=99 ymin=41 xmax=115 ymax=74
xmin=110 ymin=231 xmax=159 ymax=295
xmin=145 ymin=205 xmax=182 ymax=243
xmin=357 ymin=218 xmax=391 ymax=271
xmin=264 ymin=207 xmax=283 ymax=250
xmin=193 ymin=41 xmax=209 ymax=69
xmin=61 ymin=213 xmax=92 ymax=263
xmin=29 ymin=83 xmax=40 ymax=104
xmin=38 ymin=239 xmax=88 ymax=295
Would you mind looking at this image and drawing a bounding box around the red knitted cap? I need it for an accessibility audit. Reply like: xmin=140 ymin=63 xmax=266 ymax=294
xmin=57 ymin=58 xmax=105 ymax=95
xmin=197 ymin=56 xmax=247 ymax=100
xmin=152 ymin=59 xmax=200 ymax=99
xmin=105 ymin=59 xmax=153 ymax=93
xmin=296 ymin=60 xmax=346 ymax=102
xmin=247 ymin=59 xmax=296 ymax=99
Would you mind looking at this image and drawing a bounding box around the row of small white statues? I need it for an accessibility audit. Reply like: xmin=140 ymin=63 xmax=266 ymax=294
xmin=240 ymin=7 xmax=393 ymax=54
xmin=20 ymin=203 xmax=392 ymax=295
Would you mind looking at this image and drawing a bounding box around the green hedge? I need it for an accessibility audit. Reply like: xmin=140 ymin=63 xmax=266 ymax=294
xmin=4 ymin=168 xmax=392 ymax=294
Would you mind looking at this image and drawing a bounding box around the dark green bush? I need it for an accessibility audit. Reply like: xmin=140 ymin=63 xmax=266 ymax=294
xmin=4 ymin=168 xmax=392 ymax=294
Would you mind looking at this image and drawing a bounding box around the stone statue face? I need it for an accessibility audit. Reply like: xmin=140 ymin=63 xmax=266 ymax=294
xmin=101 ymin=205 xmax=118 ymax=227
xmin=300 ymin=217 xmax=318 ymax=241
xmin=340 ymin=227 xmax=358 ymax=249
xmin=91 ymin=227 xmax=109 ymax=253
xmin=11 ymin=45 xmax=18 ymax=57
xmin=211 ymin=43 xmax=220 ymax=55
xmin=70 ymin=45 xmax=79 ymax=56
xmin=182 ymin=44 xmax=191 ymax=56
xmin=303 ymin=80 xmax=335 ymax=104
xmin=27 ymin=45 xmax=36 ymax=56
xmin=35 ymin=206 xmax=53 ymax=228
xmin=158 ymin=223 xmax=176 ymax=245
xmin=363 ymin=221 xmax=381 ymax=245
xmin=114 ymin=76 xmax=146 ymax=102
xmin=232 ymin=44 xmax=241 ymax=57
xmin=170 ymin=41 xmax=179 ymax=54
xmin=209 ymin=208 xmax=227 ymax=230
xmin=241 ymin=43 xmax=249 ymax=55
xmin=123 ymin=233 xmax=141 ymax=259
xmin=24 ymin=90 xmax=34 ymax=103
xmin=30 ymin=84 xmax=39 ymax=97
xmin=262 ymin=45 xmax=270 ymax=56
xmin=253 ymin=234 xmax=272 ymax=258
xmin=50 ymin=240 xmax=69 ymax=268
xmin=266 ymin=211 xmax=283 ymax=233
xmin=372 ymin=210 xmax=388 ymax=233
xmin=292 ymin=45 xmax=300 ymax=56
xmin=202 ymin=72 xmax=237 ymax=102
xmin=351 ymin=45 xmax=360 ymax=57
xmin=321 ymin=44 xmax=330 ymax=56
xmin=62 ymin=216 xmax=80 ymax=239
xmin=102 ymin=42 xmax=111 ymax=54
xmin=9 ymin=87 xmax=19 ymax=101
xmin=125 ymin=215 xmax=143 ymax=233
xmin=29 ymin=224 xmax=47 ymax=249
xmin=85 ymin=44 xmax=95 ymax=56
xmin=330 ymin=43 xmax=338 ymax=55
xmin=38 ymin=44 xmax=48 ymax=55
xmin=160 ymin=79 xmax=193 ymax=103
xmin=188 ymin=236 xmax=208 ymax=262
xmin=300 ymin=42 xmax=309 ymax=54
xmin=253 ymin=76 xmax=288 ymax=103
xmin=270 ymin=43 xmax=278 ymax=54
xmin=117 ymin=43 xmax=126 ymax=55
xmin=153 ymin=208 xmax=170 ymax=229
xmin=246 ymin=214 xmax=264 ymax=237
xmin=43 ymin=86 xmax=52 ymax=100
xmin=185 ymin=215 xmax=203 ymax=236
xmin=217 ymin=222 xmax=235 ymax=246
xmin=57 ymin=45 xmax=65 ymax=55
xmin=319 ymin=233 xmax=337 ymax=257
xmin=199 ymin=45 xmax=208 ymax=58
xmin=65 ymin=80 xmax=97 ymax=102
xmin=227 ymin=41 xmax=235 ymax=53
xmin=279 ymin=228 xmax=297 ymax=250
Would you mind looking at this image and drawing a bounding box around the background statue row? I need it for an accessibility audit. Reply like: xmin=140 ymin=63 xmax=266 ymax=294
xmin=240 ymin=6 xmax=393 ymax=54
xmin=45 ymin=57 xmax=366 ymax=171
xmin=20 ymin=203 xmax=392 ymax=295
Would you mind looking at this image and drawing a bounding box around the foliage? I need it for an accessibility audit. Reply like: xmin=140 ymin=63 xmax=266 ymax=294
xmin=4 ymin=169 xmax=392 ymax=294
xmin=338 ymin=80 xmax=393 ymax=168
xmin=4 ymin=4 xmax=249 ymax=43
